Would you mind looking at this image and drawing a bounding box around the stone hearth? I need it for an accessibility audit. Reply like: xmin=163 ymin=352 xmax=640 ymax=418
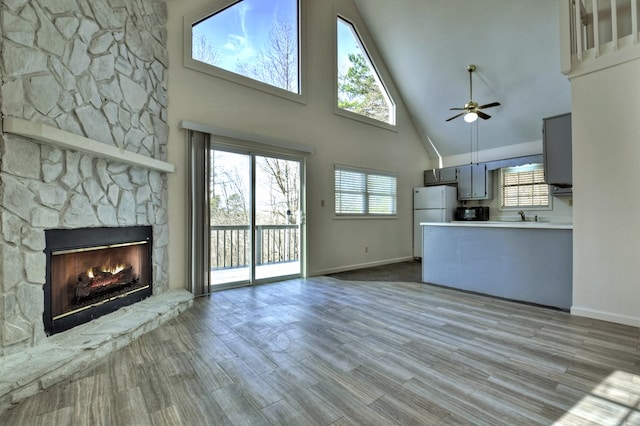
xmin=0 ymin=289 xmax=192 ymax=413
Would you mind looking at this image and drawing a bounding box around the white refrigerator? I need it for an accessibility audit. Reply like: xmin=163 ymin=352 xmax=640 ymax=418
xmin=413 ymin=186 xmax=457 ymax=258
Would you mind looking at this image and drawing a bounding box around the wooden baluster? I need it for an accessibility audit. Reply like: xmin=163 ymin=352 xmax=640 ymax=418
xmin=575 ymin=0 xmax=584 ymax=61
xmin=592 ymin=0 xmax=600 ymax=56
xmin=560 ymin=0 xmax=574 ymax=72
xmin=611 ymin=0 xmax=618 ymax=50
xmin=632 ymin=0 xmax=638 ymax=44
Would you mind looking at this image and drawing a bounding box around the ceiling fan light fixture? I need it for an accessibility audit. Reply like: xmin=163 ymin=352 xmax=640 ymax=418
xmin=464 ymin=112 xmax=478 ymax=123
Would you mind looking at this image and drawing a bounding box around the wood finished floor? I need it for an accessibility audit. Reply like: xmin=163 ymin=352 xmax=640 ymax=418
xmin=2 ymin=276 xmax=640 ymax=425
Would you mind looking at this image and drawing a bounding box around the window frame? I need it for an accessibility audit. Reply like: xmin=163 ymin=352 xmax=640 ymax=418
xmin=334 ymin=164 xmax=398 ymax=218
xmin=183 ymin=0 xmax=307 ymax=105
xmin=498 ymin=164 xmax=552 ymax=211
xmin=335 ymin=16 xmax=396 ymax=128
xmin=333 ymin=8 xmax=398 ymax=131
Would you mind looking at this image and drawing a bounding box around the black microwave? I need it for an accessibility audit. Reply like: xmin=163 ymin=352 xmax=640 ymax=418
xmin=455 ymin=206 xmax=489 ymax=221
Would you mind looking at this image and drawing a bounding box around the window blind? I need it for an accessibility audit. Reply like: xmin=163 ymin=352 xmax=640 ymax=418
xmin=335 ymin=166 xmax=397 ymax=215
xmin=501 ymin=165 xmax=549 ymax=208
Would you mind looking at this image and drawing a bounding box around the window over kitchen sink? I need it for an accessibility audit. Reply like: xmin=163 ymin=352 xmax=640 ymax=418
xmin=500 ymin=164 xmax=550 ymax=209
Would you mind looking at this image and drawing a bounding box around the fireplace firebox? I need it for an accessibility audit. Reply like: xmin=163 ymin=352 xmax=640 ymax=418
xmin=44 ymin=226 xmax=153 ymax=335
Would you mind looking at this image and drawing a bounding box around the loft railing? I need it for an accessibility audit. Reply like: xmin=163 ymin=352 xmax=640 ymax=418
xmin=210 ymin=224 xmax=299 ymax=270
xmin=560 ymin=0 xmax=640 ymax=75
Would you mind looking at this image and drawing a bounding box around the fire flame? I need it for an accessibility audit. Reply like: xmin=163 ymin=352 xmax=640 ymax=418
xmin=86 ymin=264 xmax=126 ymax=279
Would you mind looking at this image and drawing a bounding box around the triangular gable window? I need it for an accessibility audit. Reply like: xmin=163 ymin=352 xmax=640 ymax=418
xmin=191 ymin=0 xmax=300 ymax=94
xmin=337 ymin=17 xmax=395 ymax=125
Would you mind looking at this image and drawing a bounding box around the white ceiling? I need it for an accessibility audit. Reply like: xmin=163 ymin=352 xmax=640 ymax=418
xmin=353 ymin=0 xmax=572 ymax=158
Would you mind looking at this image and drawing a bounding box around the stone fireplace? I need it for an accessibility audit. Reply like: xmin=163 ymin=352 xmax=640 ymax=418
xmin=0 ymin=0 xmax=192 ymax=411
xmin=0 ymin=0 xmax=171 ymax=355
xmin=0 ymin=0 xmax=193 ymax=413
xmin=44 ymin=226 xmax=153 ymax=335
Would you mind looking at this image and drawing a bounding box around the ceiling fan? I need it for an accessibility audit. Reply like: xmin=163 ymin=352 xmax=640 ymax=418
xmin=446 ymin=64 xmax=500 ymax=123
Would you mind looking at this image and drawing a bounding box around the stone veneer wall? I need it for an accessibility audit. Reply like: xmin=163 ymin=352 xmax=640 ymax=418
xmin=0 ymin=0 xmax=170 ymax=356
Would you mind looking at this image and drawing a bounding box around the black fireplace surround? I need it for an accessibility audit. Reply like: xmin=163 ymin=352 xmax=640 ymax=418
xmin=44 ymin=226 xmax=153 ymax=335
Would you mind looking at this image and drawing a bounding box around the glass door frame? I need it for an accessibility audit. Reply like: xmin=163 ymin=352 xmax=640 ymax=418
xmin=209 ymin=142 xmax=306 ymax=289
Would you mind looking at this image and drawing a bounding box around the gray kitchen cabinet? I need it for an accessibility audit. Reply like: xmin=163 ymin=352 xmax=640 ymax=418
xmin=439 ymin=166 xmax=457 ymax=183
xmin=543 ymin=113 xmax=572 ymax=188
xmin=457 ymin=163 xmax=492 ymax=200
xmin=424 ymin=169 xmax=439 ymax=185
xmin=423 ymin=166 xmax=457 ymax=186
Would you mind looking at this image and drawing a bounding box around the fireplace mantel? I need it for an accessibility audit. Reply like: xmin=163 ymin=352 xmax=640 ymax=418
xmin=3 ymin=117 xmax=175 ymax=173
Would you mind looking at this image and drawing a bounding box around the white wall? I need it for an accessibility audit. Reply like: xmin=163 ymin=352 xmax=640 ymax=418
xmin=165 ymin=0 xmax=432 ymax=287
xmin=571 ymin=58 xmax=640 ymax=327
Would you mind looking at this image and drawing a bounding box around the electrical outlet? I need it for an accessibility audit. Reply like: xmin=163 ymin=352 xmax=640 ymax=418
xmin=321 ymin=199 xmax=325 ymax=207
xmin=365 ymin=246 xmax=368 ymax=253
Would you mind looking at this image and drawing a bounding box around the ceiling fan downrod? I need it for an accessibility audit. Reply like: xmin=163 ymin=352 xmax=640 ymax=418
xmin=467 ymin=64 xmax=476 ymax=103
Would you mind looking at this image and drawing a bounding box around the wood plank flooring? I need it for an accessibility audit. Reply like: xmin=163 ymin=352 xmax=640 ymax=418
xmin=1 ymin=276 xmax=639 ymax=425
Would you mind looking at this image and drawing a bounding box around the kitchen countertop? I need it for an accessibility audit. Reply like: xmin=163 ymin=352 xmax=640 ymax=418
xmin=421 ymin=221 xmax=573 ymax=230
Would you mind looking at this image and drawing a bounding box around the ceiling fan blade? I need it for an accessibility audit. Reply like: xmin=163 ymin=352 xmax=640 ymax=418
xmin=477 ymin=110 xmax=491 ymax=120
xmin=477 ymin=102 xmax=501 ymax=109
xmin=445 ymin=112 xmax=464 ymax=122
xmin=449 ymin=107 xmax=466 ymax=111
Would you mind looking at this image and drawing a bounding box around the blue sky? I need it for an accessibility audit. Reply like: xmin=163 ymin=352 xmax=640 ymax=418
xmin=193 ymin=1 xmax=363 ymax=77
xmin=194 ymin=0 xmax=298 ymax=72
xmin=337 ymin=18 xmax=364 ymax=75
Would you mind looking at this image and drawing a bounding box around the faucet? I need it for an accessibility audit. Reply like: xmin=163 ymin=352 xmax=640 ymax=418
xmin=517 ymin=210 xmax=526 ymax=221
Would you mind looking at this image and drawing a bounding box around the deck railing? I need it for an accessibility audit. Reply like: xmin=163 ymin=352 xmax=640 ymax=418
xmin=210 ymin=224 xmax=299 ymax=270
xmin=561 ymin=0 xmax=640 ymax=75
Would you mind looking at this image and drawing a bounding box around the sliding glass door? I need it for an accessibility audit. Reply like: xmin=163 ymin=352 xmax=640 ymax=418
xmin=209 ymin=148 xmax=302 ymax=287
xmin=254 ymin=155 xmax=301 ymax=280
xmin=210 ymin=149 xmax=251 ymax=285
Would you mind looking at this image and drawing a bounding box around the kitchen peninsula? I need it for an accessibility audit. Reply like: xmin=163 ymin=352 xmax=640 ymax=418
xmin=421 ymin=222 xmax=572 ymax=310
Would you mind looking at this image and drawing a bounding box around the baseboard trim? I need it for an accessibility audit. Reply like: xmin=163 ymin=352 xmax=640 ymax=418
xmin=571 ymin=306 xmax=640 ymax=328
xmin=310 ymin=256 xmax=416 ymax=277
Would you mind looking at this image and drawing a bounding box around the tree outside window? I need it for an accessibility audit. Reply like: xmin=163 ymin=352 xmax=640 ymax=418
xmin=337 ymin=17 xmax=395 ymax=125
xmin=192 ymin=0 xmax=300 ymax=93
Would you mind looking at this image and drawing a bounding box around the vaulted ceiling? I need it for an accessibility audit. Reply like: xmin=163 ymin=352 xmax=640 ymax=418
xmin=353 ymin=0 xmax=572 ymax=159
